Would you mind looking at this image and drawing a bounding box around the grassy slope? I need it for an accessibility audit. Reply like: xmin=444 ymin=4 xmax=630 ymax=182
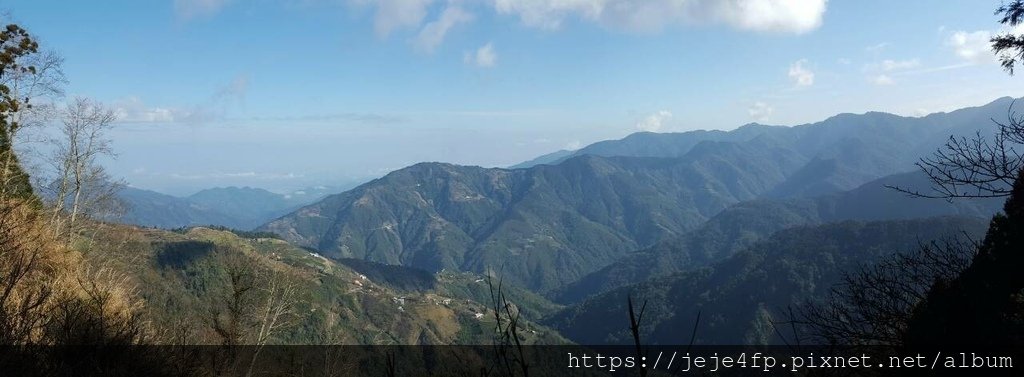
xmin=76 ymin=223 xmax=567 ymax=345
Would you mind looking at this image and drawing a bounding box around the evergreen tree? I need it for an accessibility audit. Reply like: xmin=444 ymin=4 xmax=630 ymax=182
xmin=0 ymin=24 xmax=40 ymax=203
xmin=0 ymin=123 xmax=34 ymax=201
xmin=904 ymin=170 xmax=1024 ymax=346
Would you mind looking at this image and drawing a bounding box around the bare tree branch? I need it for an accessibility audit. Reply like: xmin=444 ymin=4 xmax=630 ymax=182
xmin=797 ymin=237 xmax=978 ymax=346
xmin=889 ymin=103 xmax=1024 ymax=199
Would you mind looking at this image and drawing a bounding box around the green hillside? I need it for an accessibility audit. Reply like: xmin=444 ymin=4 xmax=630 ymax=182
xmin=76 ymin=224 xmax=566 ymax=345
xmin=262 ymin=148 xmax=806 ymax=293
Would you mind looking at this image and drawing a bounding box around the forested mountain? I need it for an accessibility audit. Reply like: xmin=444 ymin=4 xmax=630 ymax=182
xmin=545 ymin=216 xmax=989 ymax=345
xmin=262 ymin=148 xmax=807 ymax=293
xmin=262 ymin=98 xmax=1014 ymax=295
xmin=553 ymin=170 xmax=1004 ymax=303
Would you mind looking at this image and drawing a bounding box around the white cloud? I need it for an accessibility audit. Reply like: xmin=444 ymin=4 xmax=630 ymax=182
xmin=168 ymin=171 xmax=302 ymax=180
xmin=565 ymin=140 xmax=582 ymax=150
xmin=706 ymin=0 xmax=827 ymax=34
xmin=353 ymin=0 xmax=435 ymax=38
xmin=748 ymin=101 xmax=773 ymax=121
xmin=635 ymin=110 xmax=672 ymax=132
xmin=945 ymin=23 xmax=1024 ymax=65
xmin=880 ymin=58 xmax=920 ymax=71
xmin=864 ymin=42 xmax=889 ymax=53
xmin=113 ymin=97 xmax=188 ymax=123
xmin=870 ymin=74 xmax=894 ymax=86
xmin=860 ymin=58 xmax=918 ymax=85
xmin=491 ymin=0 xmax=604 ymax=30
xmin=788 ymin=59 xmax=814 ymax=86
xmin=464 ymin=42 xmax=497 ymax=67
xmin=413 ymin=5 xmax=473 ymax=52
xmin=947 ymin=30 xmax=993 ymax=64
xmin=174 ymin=0 xmax=231 ymax=20
xmin=492 ymin=0 xmax=827 ymax=33
xmin=350 ymin=0 xmax=826 ymax=51
xmin=114 ymin=75 xmax=249 ymax=124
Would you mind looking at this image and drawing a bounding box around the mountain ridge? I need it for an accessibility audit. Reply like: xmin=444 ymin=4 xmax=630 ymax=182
xmin=261 ymin=97 xmax=1017 ymax=295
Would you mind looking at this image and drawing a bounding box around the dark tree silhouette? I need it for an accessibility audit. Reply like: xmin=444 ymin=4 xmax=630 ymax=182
xmin=904 ymin=168 xmax=1024 ymax=346
xmin=993 ymin=0 xmax=1024 ymax=74
xmin=889 ymin=112 xmax=1023 ymax=199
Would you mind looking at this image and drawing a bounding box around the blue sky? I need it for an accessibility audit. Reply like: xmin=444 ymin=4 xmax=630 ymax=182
xmin=5 ymin=0 xmax=1024 ymax=194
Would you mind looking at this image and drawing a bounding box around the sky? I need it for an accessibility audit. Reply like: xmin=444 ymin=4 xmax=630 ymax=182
xmin=4 ymin=0 xmax=1024 ymax=195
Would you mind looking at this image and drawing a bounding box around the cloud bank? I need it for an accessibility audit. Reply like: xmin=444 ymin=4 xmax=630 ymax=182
xmin=347 ymin=0 xmax=827 ymax=50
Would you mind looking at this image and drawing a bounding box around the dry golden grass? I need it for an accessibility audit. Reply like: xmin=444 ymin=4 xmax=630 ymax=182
xmin=0 ymin=198 xmax=150 ymax=345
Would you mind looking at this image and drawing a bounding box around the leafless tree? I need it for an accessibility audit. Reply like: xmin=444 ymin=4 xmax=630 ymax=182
xmin=210 ymin=251 xmax=300 ymax=375
xmin=797 ymin=237 xmax=978 ymax=346
xmin=3 ymin=50 xmax=65 ymax=138
xmin=46 ymin=97 xmax=121 ymax=241
xmin=212 ymin=253 xmax=258 ymax=347
xmin=246 ymin=269 xmax=298 ymax=377
xmin=0 ymin=49 xmax=64 ymax=199
xmin=888 ymin=106 xmax=1024 ymax=199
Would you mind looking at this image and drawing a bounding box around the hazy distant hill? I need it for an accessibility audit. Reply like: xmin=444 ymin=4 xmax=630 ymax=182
xmin=187 ymin=187 xmax=292 ymax=225
xmin=509 ymin=149 xmax=574 ymax=169
xmin=262 ymin=98 xmax=1015 ymax=295
xmin=117 ymin=187 xmax=242 ymax=228
xmin=546 ymin=216 xmax=989 ymax=345
xmin=118 ymin=185 xmax=347 ymax=230
xmin=524 ymin=97 xmax=1014 ymax=196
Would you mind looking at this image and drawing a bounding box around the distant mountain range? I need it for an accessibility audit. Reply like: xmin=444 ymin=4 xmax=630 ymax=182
xmin=261 ymin=97 xmax=1017 ymax=295
xmin=117 ymin=185 xmax=349 ymax=230
xmin=516 ymin=97 xmax=1013 ymax=173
